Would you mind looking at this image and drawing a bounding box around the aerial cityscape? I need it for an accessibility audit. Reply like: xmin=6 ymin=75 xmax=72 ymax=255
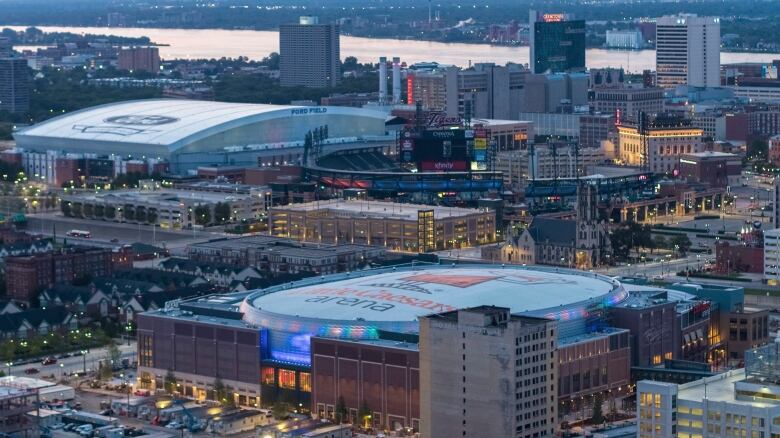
xmin=1 ymin=0 xmax=780 ymax=437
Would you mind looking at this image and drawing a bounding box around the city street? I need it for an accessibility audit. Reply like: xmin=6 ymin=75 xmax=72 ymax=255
xmin=7 ymin=342 xmax=136 ymax=379
xmin=24 ymin=213 xmax=223 ymax=254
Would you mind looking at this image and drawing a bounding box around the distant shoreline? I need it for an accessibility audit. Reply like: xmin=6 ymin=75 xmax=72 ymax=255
xmin=2 ymin=23 xmax=776 ymax=55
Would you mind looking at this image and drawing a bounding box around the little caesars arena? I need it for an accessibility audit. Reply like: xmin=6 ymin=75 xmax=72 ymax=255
xmin=137 ymin=265 xmax=630 ymax=427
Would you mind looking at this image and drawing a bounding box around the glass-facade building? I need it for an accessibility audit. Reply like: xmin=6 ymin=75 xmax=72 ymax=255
xmin=529 ymin=11 xmax=586 ymax=74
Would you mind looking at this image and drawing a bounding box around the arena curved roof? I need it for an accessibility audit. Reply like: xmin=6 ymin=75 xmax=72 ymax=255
xmin=241 ymin=265 xmax=627 ymax=329
xmin=14 ymin=99 xmax=388 ymax=156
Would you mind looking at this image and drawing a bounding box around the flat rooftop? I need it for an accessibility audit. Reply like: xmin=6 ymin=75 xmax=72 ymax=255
xmin=677 ymin=369 xmax=777 ymax=408
xmin=242 ymin=265 xmax=623 ymax=323
xmin=189 ymin=236 xmax=382 ymax=256
xmin=272 ymin=199 xmax=487 ymax=221
xmin=68 ymin=187 xmax=254 ymax=205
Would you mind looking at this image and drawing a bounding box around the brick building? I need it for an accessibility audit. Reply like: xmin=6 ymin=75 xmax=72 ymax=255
xmin=311 ymin=337 xmax=419 ymax=430
xmin=557 ymin=329 xmax=631 ymax=415
xmin=678 ymin=151 xmax=742 ymax=188
xmin=137 ymin=305 xmax=263 ymax=407
xmin=5 ymin=247 xmax=116 ymax=304
xmin=117 ymin=47 xmax=161 ymax=74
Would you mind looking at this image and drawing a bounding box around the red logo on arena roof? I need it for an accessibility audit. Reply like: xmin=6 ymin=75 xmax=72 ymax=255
xmin=401 ymin=274 xmax=498 ymax=288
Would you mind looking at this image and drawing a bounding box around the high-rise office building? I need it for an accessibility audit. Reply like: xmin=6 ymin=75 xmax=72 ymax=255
xmin=279 ymin=16 xmax=340 ymax=88
xmin=656 ymin=15 xmax=720 ymax=88
xmin=529 ymin=10 xmax=586 ymax=74
xmin=0 ymin=38 xmax=12 ymax=58
xmin=117 ymin=47 xmax=161 ymax=74
xmin=0 ymin=58 xmax=29 ymax=114
xmin=410 ymin=63 xmax=527 ymax=119
xmin=420 ymin=306 xmax=557 ymax=438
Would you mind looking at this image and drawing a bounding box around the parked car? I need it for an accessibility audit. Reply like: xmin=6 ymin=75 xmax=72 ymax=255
xmin=42 ymin=357 xmax=57 ymax=366
xmin=24 ymin=367 xmax=39 ymax=374
xmin=165 ymin=421 xmax=182 ymax=430
xmin=76 ymin=424 xmax=93 ymax=437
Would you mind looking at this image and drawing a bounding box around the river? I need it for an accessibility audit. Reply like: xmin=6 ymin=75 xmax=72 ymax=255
xmin=6 ymin=25 xmax=780 ymax=72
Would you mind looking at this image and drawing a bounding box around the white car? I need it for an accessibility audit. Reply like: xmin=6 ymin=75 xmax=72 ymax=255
xmin=165 ymin=421 xmax=182 ymax=430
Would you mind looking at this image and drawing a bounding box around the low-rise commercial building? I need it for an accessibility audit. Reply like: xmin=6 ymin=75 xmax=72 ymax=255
xmin=637 ymin=343 xmax=780 ymax=438
xmin=61 ymin=183 xmax=268 ymax=229
xmin=269 ymin=200 xmax=496 ymax=252
xmin=678 ymin=151 xmax=741 ymax=187
xmin=187 ymin=235 xmax=386 ymax=275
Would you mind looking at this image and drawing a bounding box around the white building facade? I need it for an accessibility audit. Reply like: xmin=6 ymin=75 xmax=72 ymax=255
xmin=656 ymin=15 xmax=720 ymax=88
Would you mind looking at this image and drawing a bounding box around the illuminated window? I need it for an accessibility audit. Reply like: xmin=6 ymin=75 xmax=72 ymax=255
xmin=300 ymin=372 xmax=312 ymax=392
xmin=653 ymin=355 xmax=662 ymax=365
xmin=261 ymin=367 xmax=275 ymax=385
xmin=279 ymin=369 xmax=296 ymax=390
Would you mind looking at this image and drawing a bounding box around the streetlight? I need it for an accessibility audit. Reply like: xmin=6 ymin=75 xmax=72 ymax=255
xmin=81 ymin=350 xmax=88 ymax=375
xmin=5 ymin=361 xmax=11 ymax=377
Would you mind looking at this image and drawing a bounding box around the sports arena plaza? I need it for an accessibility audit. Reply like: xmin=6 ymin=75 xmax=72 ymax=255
xmin=137 ymin=264 xmax=631 ymax=416
xmin=13 ymin=99 xmax=390 ymax=173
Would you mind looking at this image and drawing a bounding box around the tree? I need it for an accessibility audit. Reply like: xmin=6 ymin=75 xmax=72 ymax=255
xmin=135 ymin=206 xmax=146 ymax=223
xmin=61 ymin=202 xmax=71 ymax=217
xmin=272 ymin=401 xmax=290 ymax=420
xmin=83 ymin=203 xmax=94 ymax=217
xmin=358 ymin=399 xmax=372 ymax=429
xmin=164 ymin=369 xmax=178 ymax=394
xmin=194 ymin=205 xmax=211 ymax=226
xmin=214 ymin=202 xmax=231 ymax=224
xmin=213 ymin=377 xmax=234 ymax=408
xmin=342 ymin=56 xmax=359 ymax=72
xmin=122 ymin=204 xmax=134 ymax=221
xmin=70 ymin=202 xmax=82 ymax=218
xmin=591 ymin=393 xmax=605 ymax=424
xmin=747 ymin=138 xmax=768 ymax=160
xmin=94 ymin=204 xmax=104 ymax=218
xmin=335 ymin=396 xmax=348 ymax=424
xmin=147 ymin=208 xmax=158 ymax=224
xmin=105 ymin=205 xmax=116 ymax=219
xmin=653 ymin=235 xmax=667 ymax=252
xmin=99 ymin=361 xmax=113 ymax=380
xmin=609 ymin=222 xmax=652 ymax=260
xmin=671 ymin=234 xmax=692 ymax=256
xmin=107 ymin=341 xmax=121 ymax=367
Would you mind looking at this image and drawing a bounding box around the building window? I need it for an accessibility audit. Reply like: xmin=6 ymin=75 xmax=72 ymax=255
xmin=261 ymin=367 xmax=275 ymax=386
xmin=300 ymin=372 xmax=311 ymax=392
xmin=279 ymin=369 xmax=296 ymax=390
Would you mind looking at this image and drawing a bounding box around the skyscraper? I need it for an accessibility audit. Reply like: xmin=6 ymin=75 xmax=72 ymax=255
xmin=0 ymin=38 xmax=12 ymax=58
xmin=655 ymin=15 xmax=720 ymax=88
xmin=0 ymin=58 xmax=29 ymax=114
xmin=528 ymin=10 xmax=586 ymax=74
xmin=420 ymin=306 xmax=557 ymax=438
xmin=279 ymin=16 xmax=340 ymax=88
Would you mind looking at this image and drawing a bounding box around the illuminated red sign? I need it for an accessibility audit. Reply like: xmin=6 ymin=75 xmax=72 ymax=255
xmin=407 ymin=73 xmax=414 ymax=104
xmin=543 ymin=13 xmax=564 ymax=22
